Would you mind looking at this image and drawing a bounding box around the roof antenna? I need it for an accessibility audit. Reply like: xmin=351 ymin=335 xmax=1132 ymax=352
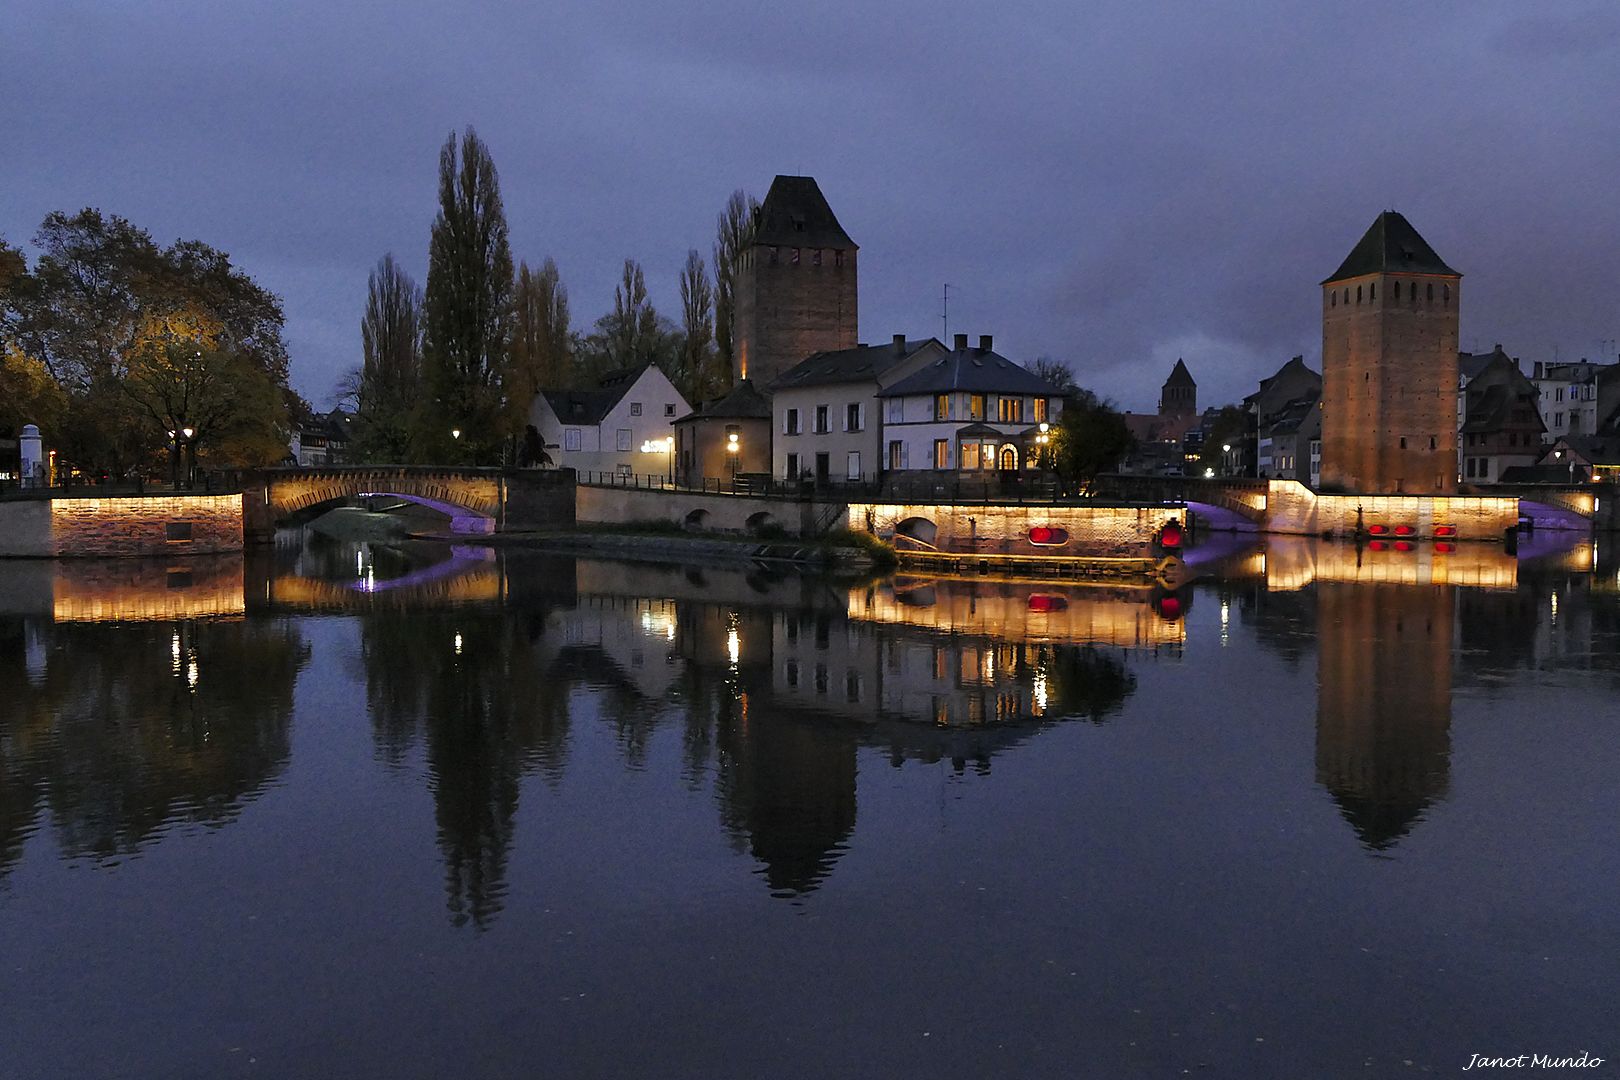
xmin=941 ymin=283 xmax=951 ymax=343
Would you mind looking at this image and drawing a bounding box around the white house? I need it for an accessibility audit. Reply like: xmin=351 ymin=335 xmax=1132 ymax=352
xmin=876 ymin=335 xmax=1061 ymax=473
xmin=529 ymin=363 xmax=690 ymax=478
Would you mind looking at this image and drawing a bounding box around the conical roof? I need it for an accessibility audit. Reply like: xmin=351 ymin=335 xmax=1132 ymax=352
xmin=751 ymin=176 xmax=857 ymax=250
xmin=1323 ymin=211 xmax=1460 ymax=284
xmin=1163 ymin=358 xmax=1195 ymax=387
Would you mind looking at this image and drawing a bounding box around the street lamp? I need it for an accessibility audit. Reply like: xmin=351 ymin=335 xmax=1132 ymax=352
xmin=726 ymin=431 xmax=740 ymax=478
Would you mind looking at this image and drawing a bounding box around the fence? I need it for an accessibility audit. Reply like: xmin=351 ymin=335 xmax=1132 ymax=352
xmin=574 ymin=469 xmax=1089 ymax=504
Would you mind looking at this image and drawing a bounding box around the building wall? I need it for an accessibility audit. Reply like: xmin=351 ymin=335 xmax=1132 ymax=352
xmin=1321 ymin=273 xmax=1459 ymax=493
xmin=772 ymin=384 xmax=883 ymax=482
xmin=1264 ymin=479 xmax=1516 ymax=540
xmin=675 ymin=416 xmax=772 ymax=486
xmin=530 ymin=369 xmax=688 ymax=479
xmin=0 ymin=494 xmax=245 ymax=557
xmin=734 ymin=246 xmax=857 ymax=386
xmin=881 ymin=393 xmax=1060 ymax=471
xmin=576 ymin=485 xmax=826 ymax=536
xmin=847 ymin=501 xmax=1173 ymax=557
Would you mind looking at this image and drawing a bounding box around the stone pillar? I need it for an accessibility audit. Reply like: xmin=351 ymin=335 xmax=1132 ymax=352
xmin=19 ymin=424 xmax=43 ymax=488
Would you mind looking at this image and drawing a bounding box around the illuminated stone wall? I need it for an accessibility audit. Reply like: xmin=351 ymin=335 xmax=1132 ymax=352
xmin=848 ymin=501 xmax=1174 ymax=556
xmin=1264 ymin=479 xmax=1517 ymax=541
xmin=0 ymin=494 xmax=244 ymax=557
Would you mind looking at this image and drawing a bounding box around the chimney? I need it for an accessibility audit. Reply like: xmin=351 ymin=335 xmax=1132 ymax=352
xmin=893 ymin=333 xmax=906 ymax=354
xmin=953 ymin=333 xmax=968 ymax=351
xmin=1534 ymin=361 xmax=1544 ymax=379
xmin=979 ymin=334 xmax=993 ymax=353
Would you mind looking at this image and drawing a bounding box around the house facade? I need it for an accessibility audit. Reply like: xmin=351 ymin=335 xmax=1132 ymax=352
xmin=1459 ymin=352 xmax=1544 ymax=483
xmin=876 ymin=335 xmax=1061 ymax=475
xmin=1531 ymin=359 xmax=1619 ymax=441
xmin=529 ymin=363 xmax=690 ymax=479
xmin=770 ymin=336 xmax=944 ymax=483
xmin=673 ymin=380 xmax=772 ymax=486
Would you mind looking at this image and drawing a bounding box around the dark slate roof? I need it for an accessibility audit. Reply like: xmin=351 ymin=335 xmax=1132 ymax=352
xmin=1163 ymin=358 xmax=1195 ymax=387
xmin=541 ymin=362 xmax=657 ymax=425
xmin=878 ymin=347 xmax=1055 ymax=398
xmin=1500 ymin=464 xmax=1588 ymax=484
xmin=1264 ymin=394 xmax=1321 ymax=438
xmin=1458 ymin=347 xmax=1505 ymax=384
xmin=772 ymin=340 xmax=933 ymax=390
xmin=752 ymin=176 xmax=857 ymax=250
xmin=1554 ymin=435 xmax=1620 ymax=465
xmin=1461 ymin=356 xmax=1543 ymax=435
xmin=674 ymin=379 xmax=772 ymax=424
xmin=1324 ymin=211 xmax=1460 ymax=284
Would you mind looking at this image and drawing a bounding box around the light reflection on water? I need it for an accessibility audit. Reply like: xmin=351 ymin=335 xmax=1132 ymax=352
xmin=1 ymin=529 xmax=1617 ymax=1077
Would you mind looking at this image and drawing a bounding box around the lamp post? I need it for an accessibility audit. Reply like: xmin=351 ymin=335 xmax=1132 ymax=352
xmin=726 ymin=431 xmax=740 ymax=480
xmin=1221 ymin=442 xmax=1232 ymax=479
xmin=1554 ymin=447 xmax=1574 ymax=484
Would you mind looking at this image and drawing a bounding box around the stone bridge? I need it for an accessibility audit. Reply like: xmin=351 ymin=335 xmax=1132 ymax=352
xmin=1091 ymin=474 xmax=1271 ymax=530
xmin=241 ymin=466 xmax=575 ymax=542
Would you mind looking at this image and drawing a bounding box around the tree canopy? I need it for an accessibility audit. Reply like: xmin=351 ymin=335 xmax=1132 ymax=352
xmin=1051 ymin=390 xmax=1133 ymax=491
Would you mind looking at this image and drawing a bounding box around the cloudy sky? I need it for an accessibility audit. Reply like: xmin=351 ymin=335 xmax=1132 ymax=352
xmin=5 ymin=0 xmax=1619 ymax=412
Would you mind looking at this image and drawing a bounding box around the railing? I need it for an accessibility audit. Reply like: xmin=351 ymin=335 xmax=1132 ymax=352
xmin=1 ymin=474 xmax=245 ymax=500
xmin=573 ymin=470 xmax=1089 ymax=504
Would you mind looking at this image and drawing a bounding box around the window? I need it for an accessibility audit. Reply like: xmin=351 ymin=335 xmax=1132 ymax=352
xmin=888 ymin=440 xmax=902 ymax=469
xmin=1370 ymin=282 xmax=1375 ymax=300
xmin=835 ymin=250 xmax=844 ymax=268
xmin=847 ymin=451 xmax=861 ymax=481
xmin=785 ymin=408 xmax=800 ymax=435
xmin=814 ymin=405 xmax=829 ymax=434
xmin=1429 ymin=435 xmax=1436 ymax=450
xmin=785 ymin=661 xmax=799 ymax=687
xmin=790 ymin=248 xmax=800 ymax=265
xmin=1331 ymin=292 xmax=1337 ymax=308
xmin=934 ymin=394 xmax=950 ymax=421
xmin=664 ymin=403 xmax=675 ymax=417
xmin=1393 ymin=281 xmax=1401 ymax=300
xmin=969 ymin=393 xmax=985 ymax=420
xmin=564 ymin=428 xmax=582 ymax=451
xmin=630 ymin=402 xmax=642 ymax=416
xmin=1356 ymin=286 xmax=1362 ymax=304
xmin=961 ymin=442 xmax=981 ymax=470
xmin=165 ymin=521 xmax=193 ymax=543
xmin=814 ymin=663 xmax=828 ymax=694
xmin=934 ymin=439 xmax=950 ymax=469
xmin=1399 ymin=436 xmax=1407 ymax=449
xmin=1427 ymin=283 xmax=1434 ymax=302
xmin=1557 ymin=387 xmax=1564 ymax=402
xmin=1443 ymin=284 xmax=1450 ymax=306
xmin=845 ymin=672 xmax=861 ymax=703
xmin=1033 ymin=397 xmax=1048 ymax=422
xmin=616 ymin=429 xmax=632 ymax=452
xmin=846 ymin=402 xmax=862 ymax=431
xmin=812 ymin=249 xmax=822 ymax=267
xmin=769 ymin=247 xmax=779 ymax=265
xmin=786 ymin=452 xmax=799 ymax=478
xmin=617 ymin=463 xmax=631 ymax=477
xmin=998 ymin=397 xmax=1024 ymax=423
xmin=886 ymin=398 xmax=903 ymax=422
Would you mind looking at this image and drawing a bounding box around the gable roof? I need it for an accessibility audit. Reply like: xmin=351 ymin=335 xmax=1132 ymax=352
xmin=674 ymin=379 xmax=772 ymax=424
xmin=1324 ymin=211 xmax=1460 ymax=284
xmin=540 ymin=362 xmax=676 ymax=426
xmin=1461 ymin=355 xmax=1543 ymax=434
xmin=1458 ymin=346 xmax=1509 ymax=384
xmin=752 ymin=176 xmax=857 ymax=250
xmin=772 ymin=339 xmax=938 ymax=390
xmin=1163 ymin=358 xmax=1195 ymax=388
xmin=878 ymin=346 xmax=1055 ymax=398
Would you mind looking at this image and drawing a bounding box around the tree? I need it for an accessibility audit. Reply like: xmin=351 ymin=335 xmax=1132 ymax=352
xmin=420 ymin=127 xmax=515 ymax=464
xmin=0 ymin=342 xmax=68 ymax=440
xmin=676 ymin=249 xmax=715 ymax=402
xmin=579 ymin=259 xmax=670 ymax=377
xmin=508 ymin=257 xmax=571 ymax=434
xmin=354 ymin=254 xmax=421 ymax=462
xmin=1052 ymin=390 xmax=1133 ymax=492
xmin=1032 ymin=356 xmax=1077 ymax=396
xmin=1196 ymin=404 xmax=1251 ymax=477
xmin=712 ymin=189 xmax=758 ymax=391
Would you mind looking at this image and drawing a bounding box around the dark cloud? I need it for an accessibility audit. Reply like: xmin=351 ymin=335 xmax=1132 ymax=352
xmin=4 ymin=0 xmax=1618 ymax=411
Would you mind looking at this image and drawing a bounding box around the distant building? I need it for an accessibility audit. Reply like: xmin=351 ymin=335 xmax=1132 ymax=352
xmin=1455 ymin=346 xmax=1503 ymax=434
xmin=1320 ymin=212 xmax=1460 ymax=494
xmin=876 ymin=334 xmax=1063 ymax=475
xmin=1459 ymin=351 xmax=1544 ymax=483
xmin=769 ymin=335 xmax=944 ymax=484
xmin=673 ymin=380 xmax=772 ymax=487
xmin=1122 ymin=360 xmax=1201 ymax=475
xmin=1249 ymin=356 xmax=1323 ymax=483
xmin=1530 ymin=358 xmax=1620 ymax=441
xmin=1158 ymin=358 xmax=1196 ymax=418
xmin=1534 ymin=435 xmax=1620 ymax=483
xmin=291 ymin=409 xmax=355 ymax=466
xmin=529 ymin=363 xmax=689 ymax=479
xmin=733 ymin=176 xmax=859 ymax=387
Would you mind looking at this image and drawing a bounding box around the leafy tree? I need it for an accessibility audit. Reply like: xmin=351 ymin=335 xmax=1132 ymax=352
xmin=420 ymin=127 xmax=515 ymax=464
xmin=712 ymin=189 xmax=758 ymax=391
xmin=1052 ymin=390 xmax=1133 ymax=491
xmin=0 ymin=342 xmax=68 ymax=439
xmin=353 ymin=253 xmax=422 ymax=462
xmin=676 ymin=249 xmax=715 ymax=402
xmin=1032 ymin=356 xmax=1077 ymax=396
xmin=1196 ymin=404 xmax=1251 ymax=477
xmin=508 ymin=257 xmax=571 ymax=435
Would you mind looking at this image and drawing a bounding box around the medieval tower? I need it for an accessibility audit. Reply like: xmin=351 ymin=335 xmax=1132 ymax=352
xmin=1158 ymin=358 xmax=1196 ymax=418
xmin=1320 ymin=211 xmax=1461 ymax=494
xmin=733 ymin=175 xmax=858 ymax=387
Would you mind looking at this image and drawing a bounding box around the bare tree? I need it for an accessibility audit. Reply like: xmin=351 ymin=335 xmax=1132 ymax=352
xmin=677 ymin=249 xmax=714 ymax=402
xmin=1032 ymin=356 xmax=1078 ymax=396
xmin=712 ymin=189 xmax=758 ymax=391
xmin=357 ymin=253 xmax=422 ymax=461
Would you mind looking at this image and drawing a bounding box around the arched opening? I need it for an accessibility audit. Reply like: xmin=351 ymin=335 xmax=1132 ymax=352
xmin=894 ymin=516 xmax=938 ymax=550
xmin=683 ymin=508 xmax=710 ymax=531
xmin=999 ymin=445 xmax=1019 ymax=470
xmin=745 ymin=510 xmax=779 ymax=536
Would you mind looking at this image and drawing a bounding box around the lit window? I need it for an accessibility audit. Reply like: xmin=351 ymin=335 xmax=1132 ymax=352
xmin=934 ymin=394 xmax=950 ymax=421
xmin=969 ymin=394 xmax=985 ymax=420
xmin=934 ymin=439 xmax=950 ymax=469
xmin=961 ymin=442 xmax=981 ymax=470
xmin=1033 ymin=398 xmax=1048 ymax=422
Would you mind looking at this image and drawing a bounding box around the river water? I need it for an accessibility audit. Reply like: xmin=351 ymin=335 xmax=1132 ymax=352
xmin=1 ymin=532 xmax=1616 ymax=1079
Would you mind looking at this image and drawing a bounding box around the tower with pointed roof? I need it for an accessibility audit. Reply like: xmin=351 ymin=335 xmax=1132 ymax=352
xmin=733 ymin=175 xmax=859 ymax=387
xmin=1158 ymin=358 xmax=1196 ymax=418
xmin=1320 ymin=211 xmax=1461 ymax=493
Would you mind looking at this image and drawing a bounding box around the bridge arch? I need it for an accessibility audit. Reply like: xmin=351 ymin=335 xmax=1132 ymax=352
xmin=248 ymin=467 xmax=504 ymax=538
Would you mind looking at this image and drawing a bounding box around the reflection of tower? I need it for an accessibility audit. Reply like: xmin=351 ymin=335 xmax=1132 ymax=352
xmin=1315 ymin=583 xmax=1453 ymax=849
xmin=732 ymin=175 xmax=858 ymax=386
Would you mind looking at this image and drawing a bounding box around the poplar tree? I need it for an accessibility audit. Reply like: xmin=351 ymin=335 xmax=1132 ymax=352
xmin=510 ymin=258 xmax=571 ymax=402
xmin=712 ymin=189 xmax=758 ymax=391
xmin=356 ymin=253 xmax=422 ymax=461
xmin=420 ymin=127 xmax=514 ymax=463
xmin=677 ymin=249 xmax=714 ymax=402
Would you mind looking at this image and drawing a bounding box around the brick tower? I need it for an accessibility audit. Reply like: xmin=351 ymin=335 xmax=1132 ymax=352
xmin=1320 ymin=212 xmax=1461 ymax=493
xmin=1158 ymin=358 xmax=1196 ymax=418
xmin=733 ymin=175 xmax=858 ymax=387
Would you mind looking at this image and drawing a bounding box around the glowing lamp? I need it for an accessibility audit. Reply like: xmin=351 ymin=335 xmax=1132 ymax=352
xmin=1028 ymin=594 xmax=1069 ymax=613
xmin=1155 ymin=595 xmax=1183 ymax=620
xmin=1157 ymin=520 xmax=1183 ymax=551
xmin=1435 ymin=542 xmax=1457 ymax=554
xmin=1028 ymin=526 xmax=1069 ymax=546
xmin=1369 ymin=539 xmax=1389 ymax=552
xmin=1434 ymin=524 xmax=1458 ymax=538
xmin=1394 ymin=524 xmax=1416 ymax=537
xmin=1367 ymin=524 xmax=1389 ymax=536
xmin=1394 ymin=540 xmax=1415 ymax=552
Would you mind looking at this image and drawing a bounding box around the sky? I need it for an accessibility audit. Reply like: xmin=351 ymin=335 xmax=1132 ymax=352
xmin=4 ymin=0 xmax=1620 ymax=414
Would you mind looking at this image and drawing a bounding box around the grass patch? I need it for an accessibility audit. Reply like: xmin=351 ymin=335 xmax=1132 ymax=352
xmin=825 ymin=527 xmax=899 ymax=571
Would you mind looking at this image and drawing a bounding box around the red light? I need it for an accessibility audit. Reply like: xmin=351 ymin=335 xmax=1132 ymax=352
xmin=1028 ymin=594 xmax=1069 ymax=612
xmin=1435 ymin=542 xmax=1456 ymax=554
xmin=1157 ymin=596 xmax=1182 ymax=620
xmin=1159 ymin=522 xmax=1183 ymax=550
xmin=1369 ymin=540 xmax=1389 ymax=551
xmin=1028 ymin=526 xmax=1069 ymax=546
xmin=1394 ymin=540 xmax=1415 ymax=552
xmin=1435 ymin=524 xmax=1457 ymax=538
xmin=1394 ymin=524 xmax=1416 ymax=537
xmin=1368 ymin=524 xmax=1389 ymax=535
